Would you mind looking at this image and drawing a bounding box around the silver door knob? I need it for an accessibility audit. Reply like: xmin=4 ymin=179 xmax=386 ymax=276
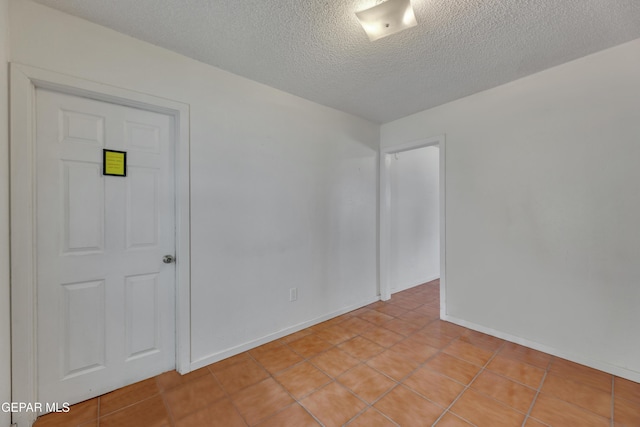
xmin=163 ymin=255 xmax=175 ymax=264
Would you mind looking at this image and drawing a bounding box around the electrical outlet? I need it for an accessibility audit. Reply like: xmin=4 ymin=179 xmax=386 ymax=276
xmin=289 ymin=287 xmax=298 ymax=302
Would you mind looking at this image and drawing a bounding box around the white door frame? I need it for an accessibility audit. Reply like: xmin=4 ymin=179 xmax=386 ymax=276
xmin=379 ymin=135 xmax=446 ymax=315
xmin=10 ymin=63 xmax=191 ymax=426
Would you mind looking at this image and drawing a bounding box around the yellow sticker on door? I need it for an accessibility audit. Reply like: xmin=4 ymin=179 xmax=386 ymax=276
xmin=103 ymin=149 xmax=127 ymax=176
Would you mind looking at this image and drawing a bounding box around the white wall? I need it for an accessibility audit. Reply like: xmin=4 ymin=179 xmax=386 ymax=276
xmin=1 ymin=0 xmax=11 ymax=425
xmin=389 ymin=146 xmax=439 ymax=292
xmin=8 ymin=0 xmax=378 ymax=371
xmin=382 ymin=38 xmax=640 ymax=381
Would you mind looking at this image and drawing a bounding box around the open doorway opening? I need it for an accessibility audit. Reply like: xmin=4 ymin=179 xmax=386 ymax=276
xmin=389 ymin=146 xmax=440 ymax=293
xmin=379 ymin=136 xmax=446 ymax=316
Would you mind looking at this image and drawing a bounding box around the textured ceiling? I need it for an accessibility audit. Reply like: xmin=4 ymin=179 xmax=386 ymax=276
xmin=32 ymin=0 xmax=640 ymax=123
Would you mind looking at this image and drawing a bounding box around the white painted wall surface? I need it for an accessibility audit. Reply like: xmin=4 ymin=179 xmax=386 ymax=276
xmin=1 ymin=0 xmax=11 ymax=425
xmin=389 ymin=146 xmax=439 ymax=293
xmin=9 ymin=0 xmax=378 ymax=368
xmin=381 ymin=38 xmax=640 ymax=381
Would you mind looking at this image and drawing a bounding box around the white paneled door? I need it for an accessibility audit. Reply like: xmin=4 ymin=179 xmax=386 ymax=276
xmin=35 ymin=89 xmax=176 ymax=407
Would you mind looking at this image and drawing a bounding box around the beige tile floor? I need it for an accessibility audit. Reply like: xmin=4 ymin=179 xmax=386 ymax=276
xmin=34 ymin=280 xmax=640 ymax=426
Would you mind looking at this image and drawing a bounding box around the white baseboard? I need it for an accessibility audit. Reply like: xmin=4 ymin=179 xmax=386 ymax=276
xmin=189 ymin=294 xmax=381 ymax=371
xmin=442 ymin=314 xmax=640 ymax=383
xmin=391 ymin=274 xmax=440 ymax=295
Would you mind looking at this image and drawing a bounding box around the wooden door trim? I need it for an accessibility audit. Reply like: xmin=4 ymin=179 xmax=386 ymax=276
xmin=9 ymin=63 xmax=192 ymax=427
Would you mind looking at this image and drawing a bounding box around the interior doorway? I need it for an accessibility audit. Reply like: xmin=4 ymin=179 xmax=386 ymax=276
xmin=388 ymin=146 xmax=440 ymax=293
xmin=379 ymin=135 xmax=446 ymax=315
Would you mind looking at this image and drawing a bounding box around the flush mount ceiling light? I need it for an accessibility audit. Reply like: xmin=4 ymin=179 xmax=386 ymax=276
xmin=356 ymin=0 xmax=418 ymax=41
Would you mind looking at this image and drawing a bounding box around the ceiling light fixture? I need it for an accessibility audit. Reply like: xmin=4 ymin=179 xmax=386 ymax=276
xmin=356 ymin=0 xmax=417 ymax=41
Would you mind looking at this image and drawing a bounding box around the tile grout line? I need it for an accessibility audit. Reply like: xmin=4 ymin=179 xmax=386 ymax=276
xmin=343 ymin=314 xmax=451 ymax=413
xmin=236 ymin=344 xmax=325 ymax=425
xmin=358 ymin=299 xmax=537 ymax=426
xmin=359 ymin=289 xmax=451 ymax=424
xmin=155 ymin=371 xmax=200 ymax=426
xmin=278 ymin=287 xmax=441 ymax=425
xmin=520 ymin=357 xmax=553 ymax=427
xmin=527 ymin=358 xmax=618 ymax=426
xmin=158 ymin=386 xmax=177 ymax=427
xmin=276 ymin=321 xmax=377 ymax=427
xmin=334 ymin=321 xmax=408 ymax=418
xmin=206 ymin=363 xmax=254 ymax=426
xmin=328 ymin=288 xmax=551 ymax=423
xmin=343 ymin=405 xmax=400 ymax=427
xmin=305 ymin=311 xmax=418 ymax=425
xmin=430 ymin=340 xmax=506 ymax=426
xmin=97 ymin=392 xmax=163 ymax=421
xmin=243 ymin=350 xmax=321 ymax=427
xmin=161 ymin=378 xmax=184 ymax=426
xmin=248 ymin=315 xmax=364 ymax=425
xmin=610 ymin=375 xmax=615 ymax=427
xmin=211 ymin=287 xmax=437 ymax=426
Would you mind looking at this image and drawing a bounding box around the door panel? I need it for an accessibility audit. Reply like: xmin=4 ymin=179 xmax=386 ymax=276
xmin=125 ymin=273 xmax=160 ymax=360
xmin=61 ymin=160 xmax=105 ymax=254
xmin=36 ymin=89 xmax=176 ymax=407
xmin=61 ymin=280 xmax=106 ymax=379
xmin=125 ymin=120 xmax=161 ymax=153
xmin=60 ymin=109 xmax=104 ymax=146
xmin=126 ymin=167 xmax=159 ymax=249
